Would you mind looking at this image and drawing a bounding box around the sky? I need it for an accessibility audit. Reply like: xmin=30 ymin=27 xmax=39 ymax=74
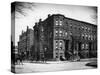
xmin=11 ymin=2 xmax=97 ymax=46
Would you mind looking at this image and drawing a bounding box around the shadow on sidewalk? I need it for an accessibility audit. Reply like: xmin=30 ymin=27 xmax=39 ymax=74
xmin=85 ymin=61 xmax=97 ymax=68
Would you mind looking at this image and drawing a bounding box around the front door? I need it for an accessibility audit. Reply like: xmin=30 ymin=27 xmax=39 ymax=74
xmin=89 ymin=42 xmax=92 ymax=58
xmin=65 ymin=40 xmax=70 ymax=60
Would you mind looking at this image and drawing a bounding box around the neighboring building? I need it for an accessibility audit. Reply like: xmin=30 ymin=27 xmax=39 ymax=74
xmin=33 ymin=14 xmax=97 ymax=61
xmin=15 ymin=46 xmax=18 ymax=54
xmin=18 ymin=26 xmax=34 ymax=60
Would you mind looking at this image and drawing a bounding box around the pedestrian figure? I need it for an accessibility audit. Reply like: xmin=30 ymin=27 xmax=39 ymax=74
xmin=19 ymin=54 xmax=23 ymax=65
xmin=41 ymin=55 xmax=46 ymax=63
xmin=15 ymin=53 xmax=23 ymax=65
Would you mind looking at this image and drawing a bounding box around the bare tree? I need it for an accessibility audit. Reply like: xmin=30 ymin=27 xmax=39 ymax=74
xmin=90 ymin=7 xmax=97 ymax=24
xmin=11 ymin=2 xmax=35 ymax=17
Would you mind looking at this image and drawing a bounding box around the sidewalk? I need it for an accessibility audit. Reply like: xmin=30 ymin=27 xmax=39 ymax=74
xmin=46 ymin=58 xmax=97 ymax=64
xmin=12 ymin=58 xmax=97 ymax=65
xmin=14 ymin=60 xmax=96 ymax=73
xmin=80 ymin=58 xmax=97 ymax=62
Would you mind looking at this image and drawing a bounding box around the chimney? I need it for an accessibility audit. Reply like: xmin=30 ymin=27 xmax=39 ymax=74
xmin=39 ymin=19 xmax=42 ymax=22
xmin=35 ymin=22 xmax=37 ymax=25
xmin=27 ymin=26 xmax=29 ymax=29
xmin=27 ymin=26 xmax=29 ymax=32
xmin=48 ymin=14 xmax=51 ymax=17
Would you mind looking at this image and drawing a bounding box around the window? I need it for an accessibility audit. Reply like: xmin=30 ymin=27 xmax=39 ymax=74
xmin=59 ymin=30 xmax=63 ymax=36
xmin=55 ymin=30 xmax=58 ymax=33
xmin=55 ymin=30 xmax=58 ymax=36
xmin=88 ymin=35 xmax=91 ymax=40
xmin=59 ymin=41 xmax=63 ymax=50
xmin=59 ymin=41 xmax=62 ymax=46
xmin=55 ymin=40 xmax=58 ymax=49
xmin=70 ymin=25 xmax=72 ymax=28
xmin=56 ymin=55 xmax=58 ymax=58
xmin=59 ymin=30 xmax=62 ymax=33
xmin=85 ymin=34 xmax=88 ymax=39
xmin=85 ymin=27 xmax=87 ymax=30
xmin=59 ymin=46 xmax=62 ymax=50
xmin=79 ymin=27 xmax=80 ymax=30
xmin=59 ymin=20 xmax=62 ymax=26
xmin=56 ymin=20 xmax=59 ymax=25
xmin=56 ymin=52 xmax=58 ymax=55
xmin=82 ymin=34 xmax=84 ymax=39
xmin=41 ymin=27 xmax=44 ymax=31
xmin=60 ymin=53 xmax=63 ymax=56
xmin=56 ymin=42 xmax=58 ymax=45
xmin=69 ymin=32 xmax=72 ymax=35
xmin=65 ymin=32 xmax=68 ymax=36
xmin=88 ymin=28 xmax=90 ymax=31
xmin=55 ymin=46 xmax=58 ymax=49
xmin=55 ymin=40 xmax=63 ymax=50
xmin=86 ymin=44 xmax=88 ymax=49
xmin=82 ymin=44 xmax=84 ymax=49
xmin=91 ymin=35 xmax=93 ymax=40
xmin=55 ymin=40 xmax=58 ymax=45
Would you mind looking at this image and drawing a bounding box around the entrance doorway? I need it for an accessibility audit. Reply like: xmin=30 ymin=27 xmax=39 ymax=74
xmin=64 ymin=40 xmax=71 ymax=60
xmin=65 ymin=40 xmax=69 ymax=51
xmin=78 ymin=42 xmax=81 ymax=58
xmin=89 ymin=42 xmax=92 ymax=58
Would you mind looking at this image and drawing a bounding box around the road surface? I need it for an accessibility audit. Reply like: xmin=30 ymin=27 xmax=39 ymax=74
xmin=12 ymin=60 xmax=97 ymax=73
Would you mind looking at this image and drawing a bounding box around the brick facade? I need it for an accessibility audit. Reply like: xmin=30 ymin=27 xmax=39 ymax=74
xmin=18 ymin=26 xmax=34 ymax=60
xmin=34 ymin=14 xmax=97 ymax=61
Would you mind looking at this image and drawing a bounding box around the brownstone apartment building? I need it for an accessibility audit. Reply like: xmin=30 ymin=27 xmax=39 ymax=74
xmin=18 ymin=26 xmax=34 ymax=60
xmin=34 ymin=14 xmax=97 ymax=61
